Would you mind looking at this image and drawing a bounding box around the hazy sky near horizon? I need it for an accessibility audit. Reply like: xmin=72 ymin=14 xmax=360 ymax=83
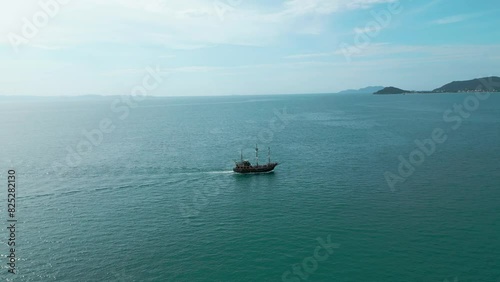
xmin=1 ymin=0 xmax=499 ymax=96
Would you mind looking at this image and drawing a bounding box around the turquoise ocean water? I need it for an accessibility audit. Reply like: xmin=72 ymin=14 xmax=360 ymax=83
xmin=0 ymin=93 xmax=499 ymax=281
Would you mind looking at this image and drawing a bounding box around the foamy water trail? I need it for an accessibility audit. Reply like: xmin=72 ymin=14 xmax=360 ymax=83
xmin=206 ymin=170 xmax=234 ymax=174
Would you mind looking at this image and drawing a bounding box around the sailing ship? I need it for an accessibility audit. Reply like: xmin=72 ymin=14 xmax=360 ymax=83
xmin=233 ymin=145 xmax=278 ymax=174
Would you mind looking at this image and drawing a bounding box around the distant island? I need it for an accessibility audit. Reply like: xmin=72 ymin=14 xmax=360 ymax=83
xmin=373 ymin=76 xmax=500 ymax=95
xmin=374 ymin=87 xmax=411 ymax=95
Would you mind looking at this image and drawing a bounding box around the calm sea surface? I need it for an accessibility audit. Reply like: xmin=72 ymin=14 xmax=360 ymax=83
xmin=0 ymin=93 xmax=499 ymax=281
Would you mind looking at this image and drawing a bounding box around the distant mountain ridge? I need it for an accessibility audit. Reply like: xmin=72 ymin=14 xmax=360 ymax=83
xmin=433 ymin=76 xmax=500 ymax=93
xmin=337 ymin=86 xmax=384 ymax=94
xmin=373 ymin=76 xmax=500 ymax=94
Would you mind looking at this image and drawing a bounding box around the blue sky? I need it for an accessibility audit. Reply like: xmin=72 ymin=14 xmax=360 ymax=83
xmin=1 ymin=0 xmax=499 ymax=96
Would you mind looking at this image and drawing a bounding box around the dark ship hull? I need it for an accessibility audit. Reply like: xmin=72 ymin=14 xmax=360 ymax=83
xmin=233 ymin=162 xmax=278 ymax=174
xmin=233 ymin=146 xmax=278 ymax=174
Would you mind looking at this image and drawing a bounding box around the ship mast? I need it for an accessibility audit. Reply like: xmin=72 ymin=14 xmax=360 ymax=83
xmin=240 ymin=149 xmax=243 ymax=162
xmin=255 ymin=144 xmax=259 ymax=166
xmin=268 ymin=147 xmax=271 ymax=164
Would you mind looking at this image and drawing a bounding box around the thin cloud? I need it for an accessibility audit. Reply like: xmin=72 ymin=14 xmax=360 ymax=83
xmin=159 ymin=55 xmax=177 ymax=59
xmin=31 ymin=44 xmax=66 ymax=51
xmin=354 ymin=25 xmax=383 ymax=35
xmin=1 ymin=0 xmax=400 ymax=49
xmin=410 ymin=0 xmax=441 ymax=15
xmin=282 ymin=0 xmax=396 ymax=16
xmin=333 ymin=43 xmax=500 ymax=60
xmin=432 ymin=14 xmax=478 ymax=25
xmin=285 ymin=52 xmax=334 ymax=59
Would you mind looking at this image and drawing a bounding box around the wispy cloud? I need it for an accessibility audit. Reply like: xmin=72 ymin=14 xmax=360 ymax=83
xmin=354 ymin=25 xmax=383 ymax=35
xmin=31 ymin=44 xmax=66 ymax=51
xmin=410 ymin=0 xmax=441 ymax=15
xmin=159 ymin=54 xmax=177 ymax=59
xmin=138 ymin=44 xmax=500 ymax=74
xmin=432 ymin=13 xmax=478 ymax=25
xmin=286 ymin=43 xmax=500 ymax=62
xmin=283 ymin=0 xmax=393 ymax=15
xmin=0 ymin=0 xmax=399 ymax=49
xmin=285 ymin=52 xmax=335 ymax=59
xmin=336 ymin=43 xmax=500 ymax=60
